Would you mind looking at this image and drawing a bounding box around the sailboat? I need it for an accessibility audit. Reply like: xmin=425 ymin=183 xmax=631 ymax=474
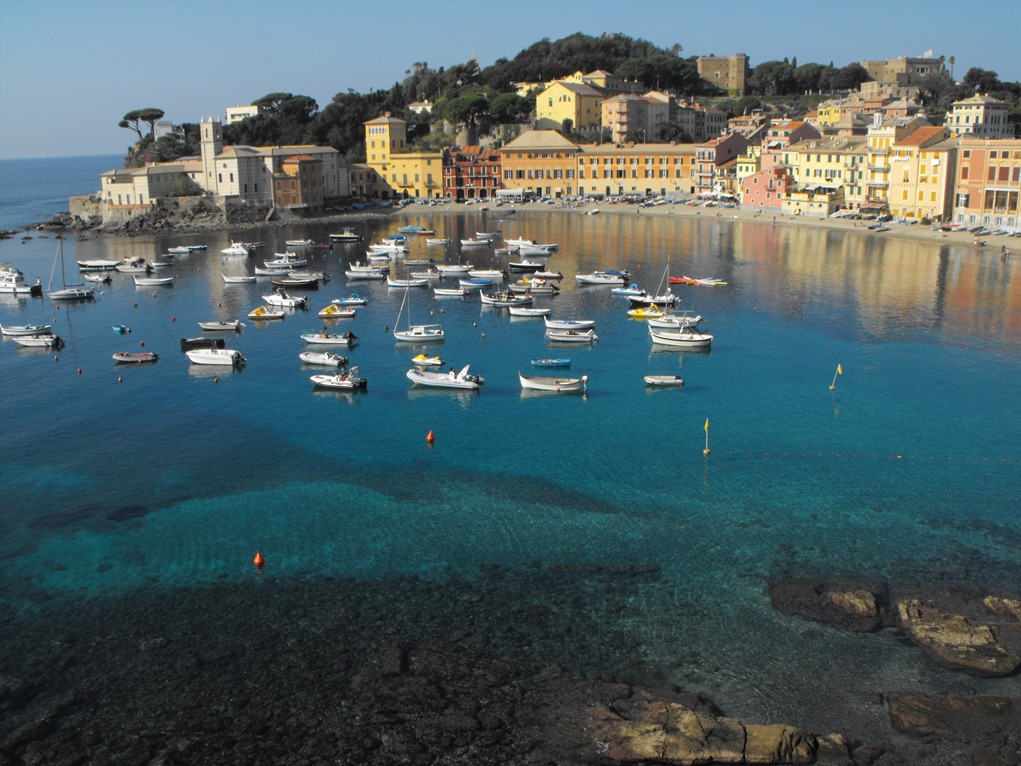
xmin=627 ymin=262 xmax=676 ymax=307
xmin=48 ymin=237 xmax=95 ymax=301
xmin=393 ymin=286 xmax=444 ymax=343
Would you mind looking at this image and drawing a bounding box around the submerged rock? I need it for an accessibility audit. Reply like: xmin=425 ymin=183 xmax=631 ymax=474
xmin=768 ymin=579 xmax=887 ymax=632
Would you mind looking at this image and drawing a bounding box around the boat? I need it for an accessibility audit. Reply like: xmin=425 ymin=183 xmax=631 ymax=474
xmin=1 ymin=323 xmax=52 ymax=336
xmin=411 ymin=354 xmax=444 ymax=367
xmin=435 ymin=263 xmax=472 ymax=275
xmin=76 ymin=259 xmax=118 ymax=271
xmin=167 ymin=246 xmax=191 ymax=254
xmin=647 ymin=311 xmax=703 ymax=330
xmin=13 ymin=334 xmax=64 ymax=348
xmin=346 ymin=262 xmax=389 ymax=274
xmin=393 ymin=286 xmax=444 ymax=343
xmin=180 ymin=337 xmax=225 ymax=350
xmin=221 ymin=242 xmax=253 ymax=256
xmin=270 ymin=276 xmax=319 ymax=289
xmin=644 ymin=375 xmax=685 ymax=387
xmin=47 ymin=238 xmax=95 ymax=301
xmin=460 ymin=237 xmax=491 ymax=247
xmin=82 ymin=272 xmax=112 ymax=283
xmin=185 ymin=348 xmax=246 ymax=366
xmin=506 ymin=238 xmax=557 ymax=251
xmin=149 ymin=258 xmax=174 ymax=269
xmin=262 ymin=289 xmax=308 ymax=308
xmin=508 ymin=277 xmax=557 ymax=294
xmin=508 ymin=306 xmax=551 ymax=317
xmin=406 ymin=365 xmax=481 ymax=391
xmin=113 ymin=351 xmax=158 ymax=364
xmin=530 ymin=358 xmax=570 ymax=368
xmin=299 ymin=351 xmax=348 ymax=367
xmin=134 ymin=275 xmax=174 ymax=286
xmin=368 ymin=240 xmax=407 ymax=253
xmin=345 ymin=269 xmax=387 ymax=280
xmin=611 ymin=283 xmax=647 ymax=297
xmin=334 ymin=294 xmax=368 ymax=306
xmin=284 ymin=239 xmax=313 ymax=247
xmin=409 ymin=268 xmax=443 ymax=280
xmin=532 ymin=269 xmax=563 ymax=280
xmin=518 ymin=371 xmax=588 ymax=393
xmin=329 ymin=228 xmax=362 ymax=243
xmin=433 ymin=287 xmax=470 ymax=297
xmin=397 ymin=225 xmax=431 ymax=234
xmin=0 ymin=265 xmax=42 ymax=295
xmin=508 ymin=260 xmax=544 ymax=273
xmin=187 ymin=244 xmax=207 ymax=252
xmin=475 ymin=231 xmax=500 ymax=240
xmin=115 ymin=257 xmax=150 ymax=274
xmin=576 ymin=270 xmax=629 ymax=285
xmin=481 ymin=290 xmax=532 ymax=307
xmin=627 ymin=304 xmax=665 ymax=319
xmin=425 ymin=238 xmax=450 ymax=246
xmin=545 ymin=328 xmax=599 ymax=343
xmin=544 ymin=317 xmax=595 ymax=330
xmin=287 ymin=269 xmax=330 ymax=282
xmin=467 ymin=269 xmax=504 ymax=280
xmin=198 ymin=320 xmax=244 ymax=332
xmin=459 ymin=278 xmax=493 ymax=289
xmin=222 ymin=274 xmax=256 ymax=284
xmin=300 ymin=330 xmax=358 ymax=346
xmin=647 ymin=324 xmax=713 ymax=348
xmin=310 ymin=366 xmax=366 ymax=391
xmin=387 ymin=276 xmax=429 ymax=288
xmin=318 ymin=303 xmax=356 ymax=319
xmin=263 ymin=253 xmax=307 ymax=269
xmin=112 ymin=324 xmax=131 ymax=334
xmin=247 ymin=305 xmax=286 ymax=320
xmin=585 ymin=208 xmax=600 ymax=215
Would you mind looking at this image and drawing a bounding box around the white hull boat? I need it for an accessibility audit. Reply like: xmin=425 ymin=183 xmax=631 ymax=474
xmin=285 ymin=239 xmax=313 ymax=247
xmin=467 ymin=269 xmax=504 ymax=280
xmin=0 ymin=266 xmax=42 ymax=295
xmin=435 ymin=263 xmax=471 ymax=275
xmin=387 ymin=277 xmax=429 ymax=288
xmin=222 ymin=274 xmax=256 ymax=284
xmin=198 ymin=320 xmax=244 ymax=332
xmin=646 ymin=312 xmax=702 ymax=330
xmin=508 ymin=307 xmax=550 ymax=317
xmin=310 ymin=366 xmax=366 ymax=390
xmin=186 ymin=348 xmax=246 ymax=366
xmin=301 ymin=331 xmax=358 ymax=346
xmin=221 ymin=242 xmax=252 ymax=255
xmin=299 ymin=351 xmax=348 ymax=367
xmin=545 ymin=328 xmax=599 ymax=343
xmin=345 ymin=270 xmax=386 ymax=280
xmin=406 ymin=365 xmax=481 ymax=391
xmin=113 ymin=352 xmax=158 ymax=364
xmin=394 ymin=285 xmax=444 ymax=343
xmin=318 ymin=304 xmax=357 ymax=318
xmin=576 ymin=271 xmax=628 ymax=285
xmin=425 ymin=238 xmax=449 ymax=246
xmin=518 ymin=372 xmax=588 ymax=393
xmin=481 ymin=292 xmax=531 ymax=307
xmin=647 ymin=325 xmax=713 ymax=348
xmin=76 ymin=259 xmax=118 ymax=271
xmin=544 ymin=317 xmax=595 ymax=330
xmin=644 ymin=375 xmax=685 ymax=387
xmin=13 ymin=334 xmax=64 ymax=348
xmin=264 ymin=254 xmax=307 ymax=269
xmin=262 ymin=289 xmax=308 ymax=308
xmin=48 ymin=239 xmax=95 ymax=301
xmin=134 ymin=275 xmax=174 ymax=286
xmin=1 ymin=323 xmax=52 ymax=336
xmin=248 ymin=305 xmax=286 ymax=320
xmin=434 ymin=287 xmax=470 ymax=297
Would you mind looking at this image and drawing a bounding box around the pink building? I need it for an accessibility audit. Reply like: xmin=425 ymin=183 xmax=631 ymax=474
xmin=742 ymin=166 xmax=793 ymax=209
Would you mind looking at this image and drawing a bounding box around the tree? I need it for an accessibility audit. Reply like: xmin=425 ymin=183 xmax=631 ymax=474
xmin=963 ymin=67 xmax=1001 ymax=94
xmin=561 ymin=118 xmax=573 ymax=136
xmin=830 ymin=63 xmax=870 ymax=91
xmin=489 ymin=92 xmax=532 ymax=123
xmin=119 ymin=108 xmax=165 ymax=140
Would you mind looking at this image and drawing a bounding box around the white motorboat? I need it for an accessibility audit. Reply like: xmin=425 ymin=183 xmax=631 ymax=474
xmin=647 ymin=324 xmax=713 ymax=348
xmin=481 ymin=291 xmax=532 ymax=307
xmin=48 ymin=238 xmax=95 ymax=301
xmin=167 ymin=246 xmax=191 ymax=254
xmin=1 ymin=323 xmax=52 ymax=336
xmin=285 ymin=239 xmax=313 ymax=247
xmin=647 ymin=311 xmax=703 ymax=330
xmin=612 ymin=283 xmax=646 ymax=297
xmin=508 ymin=307 xmax=550 ymax=317
xmin=134 ymin=275 xmax=174 ymax=286
xmin=393 ymin=286 xmax=444 ymax=343
xmin=334 ymin=294 xmax=368 ymax=306
xmin=299 ymin=351 xmax=348 ymax=366
xmin=506 ymin=238 xmax=558 ymax=251
xmin=368 ymin=241 xmax=407 ymax=253
xmin=301 ymin=330 xmax=358 ymax=346
xmin=310 ymin=366 xmax=366 ymax=391
xmin=0 ymin=265 xmax=42 ymax=295
xmin=460 ymin=237 xmax=491 ymax=247
xmin=345 ymin=270 xmax=387 ymax=280
xmin=628 ymin=291 xmax=677 ymax=307
xmin=221 ymin=242 xmax=253 ymax=256
xmin=13 ymin=334 xmax=64 ymax=348
xmin=82 ymin=272 xmax=112 ymax=283
xmin=532 ymin=269 xmax=563 ymax=280
xmin=198 ymin=320 xmax=244 ymax=332
xmin=575 ymin=269 xmax=629 ymax=285
xmin=507 ymin=277 xmax=558 ymax=294
xmin=185 ymin=348 xmax=246 ymax=366
xmin=545 ymin=328 xmax=599 ymax=343
xmin=409 ymin=268 xmax=443 ymax=280
xmin=406 ymin=364 xmax=481 ymax=391
xmin=425 ymin=238 xmax=450 ymax=246
xmin=544 ymin=317 xmax=595 ymax=330
xmin=318 ymin=303 xmax=356 ymax=319
xmin=387 ymin=277 xmax=429 ymax=288
xmin=248 ymin=305 xmax=286 ymax=320
xmin=262 ymin=289 xmax=308 ymax=308
xmin=329 ymin=228 xmax=362 ymax=243
xmin=433 ymin=287 xmax=470 ymax=298
xmin=518 ymin=371 xmax=588 ymax=393
xmin=222 ymin=274 xmax=256 ymax=284
xmin=263 ymin=253 xmax=307 ymax=269
xmin=113 ymin=351 xmax=159 ymax=364
xmin=76 ymin=259 xmax=118 ymax=271
xmin=644 ymin=375 xmax=685 ymax=387
xmin=435 ymin=263 xmax=471 ymax=275
xmin=115 ymin=257 xmax=150 ymax=273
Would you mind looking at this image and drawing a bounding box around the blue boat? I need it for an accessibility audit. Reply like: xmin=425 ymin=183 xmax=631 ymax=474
xmin=530 ymin=358 xmax=570 ymax=368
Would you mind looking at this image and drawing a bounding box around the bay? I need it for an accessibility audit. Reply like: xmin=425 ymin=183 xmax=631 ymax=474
xmin=1 ymin=203 xmax=1020 ymax=748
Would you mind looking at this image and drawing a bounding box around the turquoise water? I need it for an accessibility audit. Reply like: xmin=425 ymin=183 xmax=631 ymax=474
xmin=1 ymin=209 xmax=1020 ymax=741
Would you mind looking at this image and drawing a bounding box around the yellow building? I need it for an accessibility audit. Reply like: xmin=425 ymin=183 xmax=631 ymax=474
xmin=575 ymin=142 xmax=698 ymax=198
xmin=363 ymin=115 xmax=443 ymax=199
xmin=784 ymin=135 xmax=869 ymax=211
xmin=862 ymin=116 xmax=929 ymax=209
xmin=535 ymin=81 xmax=603 ymax=133
xmin=888 ymin=126 xmax=957 ymax=221
xmin=499 ymin=130 xmax=579 ymax=197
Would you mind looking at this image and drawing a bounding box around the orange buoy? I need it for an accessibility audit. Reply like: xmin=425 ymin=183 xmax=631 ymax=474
xmin=171 ymin=316 xmax=176 ymax=322
xmin=426 ymin=430 xmax=435 ymax=443
xmin=253 ymin=550 xmax=265 ymax=567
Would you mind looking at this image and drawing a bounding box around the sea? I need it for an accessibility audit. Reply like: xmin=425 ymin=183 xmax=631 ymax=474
xmin=1 ymin=158 xmax=1020 ymax=754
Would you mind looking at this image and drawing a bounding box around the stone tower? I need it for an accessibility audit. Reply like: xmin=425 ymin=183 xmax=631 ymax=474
xmin=200 ymin=118 xmax=223 ymax=193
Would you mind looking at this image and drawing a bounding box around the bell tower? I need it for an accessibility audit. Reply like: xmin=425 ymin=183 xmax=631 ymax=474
xmin=200 ymin=118 xmax=223 ymax=193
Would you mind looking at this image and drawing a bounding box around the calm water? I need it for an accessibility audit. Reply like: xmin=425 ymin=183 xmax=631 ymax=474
xmin=0 ymin=154 xmax=122 ymax=231
xmin=1 ymin=204 xmax=1020 ymax=742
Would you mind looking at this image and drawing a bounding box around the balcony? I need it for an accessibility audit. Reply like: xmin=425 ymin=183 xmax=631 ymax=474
xmin=867 ymin=164 xmax=890 ymax=173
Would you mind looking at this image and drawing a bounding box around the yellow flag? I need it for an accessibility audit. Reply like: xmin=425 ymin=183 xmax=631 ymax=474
xmin=837 ymin=364 xmax=843 ymax=375
xmin=704 ymin=418 xmax=710 ymax=432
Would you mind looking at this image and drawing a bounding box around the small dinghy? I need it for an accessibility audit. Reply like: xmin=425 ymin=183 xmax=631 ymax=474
xmin=310 ymin=366 xmax=367 ymax=391
xmin=644 ymin=375 xmax=684 ymax=387
xmin=299 ymin=351 xmax=348 ymax=367
xmin=198 ymin=320 xmax=245 ymax=332
xmin=113 ymin=352 xmax=158 ymax=364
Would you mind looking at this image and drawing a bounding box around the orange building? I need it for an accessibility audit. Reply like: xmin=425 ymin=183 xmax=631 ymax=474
xmin=953 ymin=137 xmax=1021 ymax=228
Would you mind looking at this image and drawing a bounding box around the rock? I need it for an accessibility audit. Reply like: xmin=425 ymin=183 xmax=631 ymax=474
xmin=984 ymin=595 xmax=1021 ymax=621
xmin=889 ymin=692 xmax=1018 ymax=739
xmin=588 ymin=691 xmax=817 ymax=764
xmin=896 ymin=598 xmax=1021 ymax=676
xmin=768 ymin=579 xmax=887 ymax=632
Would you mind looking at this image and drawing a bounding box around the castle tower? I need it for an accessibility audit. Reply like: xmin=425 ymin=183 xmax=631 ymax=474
xmin=364 ymin=114 xmax=407 ymax=170
xmin=200 ymin=118 xmax=224 ymax=193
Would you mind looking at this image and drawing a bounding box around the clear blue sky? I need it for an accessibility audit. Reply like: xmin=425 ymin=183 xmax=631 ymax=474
xmin=1 ymin=0 xmax=1017 ymax=160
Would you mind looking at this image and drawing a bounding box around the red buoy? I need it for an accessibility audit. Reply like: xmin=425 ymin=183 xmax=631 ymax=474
xmin=426 ymin=430 xmax=435 ymax=443
xmin=171 ymin=316 xmax=176 ymax=322
xmin=253 ymin=550 xmax=265 ymax=567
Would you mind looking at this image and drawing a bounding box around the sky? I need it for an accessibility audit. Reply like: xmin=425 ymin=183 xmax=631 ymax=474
xmin=1 ymin=0 xmax=1018 ymax=160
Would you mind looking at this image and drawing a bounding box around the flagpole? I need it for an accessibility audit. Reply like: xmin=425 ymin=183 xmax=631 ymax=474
xmin=703 ymin=417 xmax=710 ymax=456
xmin=829 ymin=363 xmax=842 ymax=391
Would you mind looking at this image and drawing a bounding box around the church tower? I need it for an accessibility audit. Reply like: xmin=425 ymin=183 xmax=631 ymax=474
xmin=364 ymin=114 xmax=407 ymax=170
xmin=200 ymin=118 xmax=224 ymax=193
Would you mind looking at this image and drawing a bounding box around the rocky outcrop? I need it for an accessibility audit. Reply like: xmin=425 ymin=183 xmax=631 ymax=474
xmin=896 ymin=597 xmax=1021 ymax=676
xmin=889 ymin=692 xmax=1019 ymax=738
xmin=588 ymin=690 xmax=823 ymax=764
xmin=768 ymin=579 xmax=887 ymax=632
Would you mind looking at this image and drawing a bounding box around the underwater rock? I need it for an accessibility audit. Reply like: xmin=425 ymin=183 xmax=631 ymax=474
xmin=768 ymin=579 xmax=887 ymax=632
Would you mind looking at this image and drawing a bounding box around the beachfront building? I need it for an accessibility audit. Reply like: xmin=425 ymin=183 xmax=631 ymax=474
xmin=694 ymin=133 xmax=750 ymax=197
xmin=741 ymin=165 xmax=794 ymax=210
xmin=887 ymin=127 xmax=957 ymax=222
xmin=363 ymin=114 xmax=443 ymax=200
xmin=499 ymin=130 xmax=579 ymax=198
xmin=783 ymin=135 xmax=869 ymax=213
xmin=601 ymin=94 xmax=671 ymax=144
xmin=273 ymin=154 xmax=324 ymax=212
xmin=442 ymin=146 xmax=502 ymax=200
xmin=535 ymin=80 xmax=604 ymax=133
xmin=575 ymin=142 xmax=698 ymax=199
xmin=696 ymin=54 xmax=749 ymax=96
xmin=860 ymin=115 xmax=930 ymax=212
xmin=952 ymin=138 xmax=1021 ymax=228
xmin=944 ymin=94 xmax=1015 ymax=139
xmin=99 ymin=165 xmax=193 ymax=212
